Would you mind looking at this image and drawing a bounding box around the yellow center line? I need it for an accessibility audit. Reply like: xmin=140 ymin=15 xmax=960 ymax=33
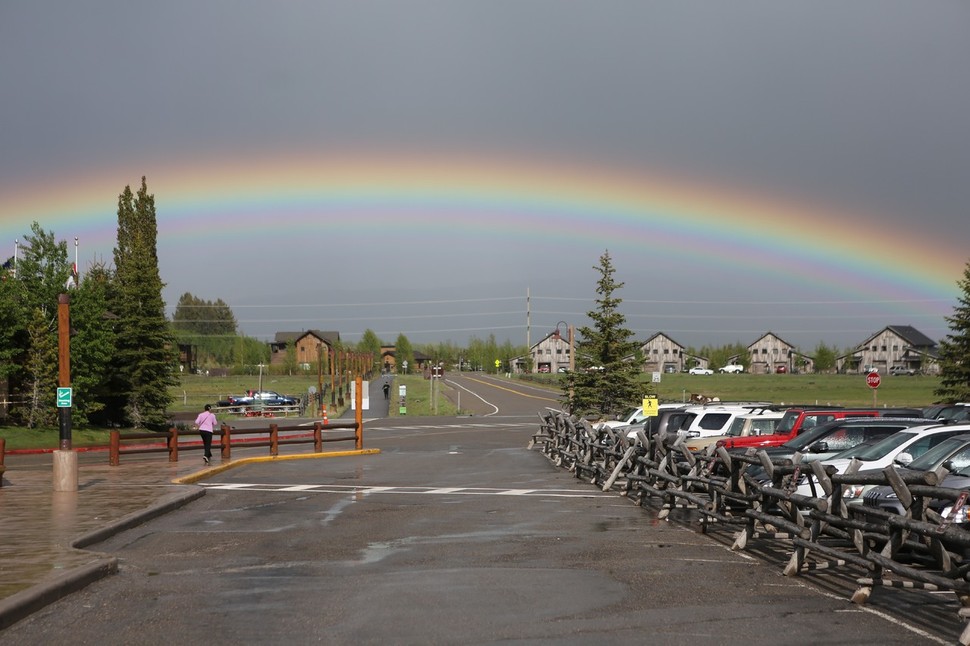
xmin=460 ymin=376 xmax=562 ymax=402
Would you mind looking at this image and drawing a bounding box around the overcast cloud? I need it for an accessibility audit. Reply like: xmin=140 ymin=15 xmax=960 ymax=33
xmin=1 ymin=2 xmax=968 ymax=350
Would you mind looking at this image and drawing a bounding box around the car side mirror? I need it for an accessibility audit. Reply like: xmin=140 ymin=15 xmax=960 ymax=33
xmin=808 ymin=441 xmax=829 ymax=454
xmin=893 ymin=452 xmax=913 ymax=467
xmin=942 ymin=459 xmax=956 ymax=472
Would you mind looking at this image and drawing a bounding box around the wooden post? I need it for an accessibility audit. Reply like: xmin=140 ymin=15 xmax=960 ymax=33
xmin=168 ymin=427 xmax=179 ymax=462
xmin=270 ymin=423 xmax=279 ymax=457
xmin=109 ymin=430 xmax=120 ymax=466
xmin=355 ymin=376 xmax=363 ymax=450
xmin=314 ymin=422 xmax=322 ymax=452
xmin=221 ymin=424 xmax=231 ymax=461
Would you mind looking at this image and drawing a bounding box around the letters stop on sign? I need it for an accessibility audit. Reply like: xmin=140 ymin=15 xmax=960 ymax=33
xmin=866 ymin=372 xmax=881 ymax=389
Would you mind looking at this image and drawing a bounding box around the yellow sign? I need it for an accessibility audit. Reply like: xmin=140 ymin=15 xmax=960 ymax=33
xmin=642 ymin=397 xmax=659 ymax=417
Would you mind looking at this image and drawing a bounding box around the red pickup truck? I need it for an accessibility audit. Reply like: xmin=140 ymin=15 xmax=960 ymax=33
xmin=718 ymin=408 xmax=882 ymax=450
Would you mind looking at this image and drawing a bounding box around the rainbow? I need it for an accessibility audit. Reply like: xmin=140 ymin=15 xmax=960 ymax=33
xmin=0 ymin=150 xmax=963 ymax=306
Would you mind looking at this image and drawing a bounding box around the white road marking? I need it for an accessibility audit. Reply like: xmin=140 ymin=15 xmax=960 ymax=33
xmin=202 ymin=483 xmax=606 ymax=498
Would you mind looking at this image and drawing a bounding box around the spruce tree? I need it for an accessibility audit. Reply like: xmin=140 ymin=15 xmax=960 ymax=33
xmin=935 ymin=259 xmax=970 ymax=402
xmin=8 ymin=223 xmax=72 ymax=426
xmin=564 ymin=251 xmax=643 ymax=419
xmin=395 ymin=333 xmax=414 ymax=373
xmin=70 ymin=263 xmax=117 ymax=426
xmin=112 ymin=177 xmax=177 ymax=428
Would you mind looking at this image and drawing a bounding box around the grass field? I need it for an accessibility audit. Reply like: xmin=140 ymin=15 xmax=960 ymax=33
xmin=0 ymin=371 xmax=946 ymax=451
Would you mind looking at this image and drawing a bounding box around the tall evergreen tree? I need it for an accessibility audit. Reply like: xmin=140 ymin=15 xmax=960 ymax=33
xmin=70 ymin=263 xmax=117 ymax=425
xmin=112 ymin=177 xmax=177 ymax=428
xmin=564 ymin=251 xmax=643 ymax=419
xmin=357 ymin=329 xmax=383 ymax=373
xmin=23 ymin=307 xmax=58 ymax=428
xmin=7 ymin=223 xmax=72 ymax=425
xmin=394 ymin=333 xmax=414 ymax=373
xmin=172 ymin=292 xmax=238 ymax=366
xmin=936 ymin=259 xmax=970 ymax=402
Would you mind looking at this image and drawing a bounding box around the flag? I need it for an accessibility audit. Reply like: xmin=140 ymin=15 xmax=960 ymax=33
xmin=65 ymin=263 xmax=79 ymax=289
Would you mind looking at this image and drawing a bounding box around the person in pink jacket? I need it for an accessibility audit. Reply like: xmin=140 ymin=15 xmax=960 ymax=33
xmin=194 ymin=404 xmax=218 ymax=465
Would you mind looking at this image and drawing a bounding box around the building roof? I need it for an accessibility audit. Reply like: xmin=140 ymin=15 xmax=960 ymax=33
xmin=273 ymin=330 xmax=341 ymax=345
xmin=641 ymin=331 xmax=686 ymax=349
xmin=855 ymin=325 xmax=937 ymax=350
xmin=747 ymin=331 xmax=796 ymax=350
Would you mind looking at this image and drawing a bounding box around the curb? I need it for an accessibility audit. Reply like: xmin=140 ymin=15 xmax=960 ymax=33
xmin=173 ymin=448 xmax=382 ymax=484
xmin=72 ymin=486 xmax=207 ymax=549
xmin=0 ymin=448 xmax=380 ymax=631
xmin=0 ymin=487 xmax=205 ymax=632
xmin=0 ymin=557 xmax=118 ymax=631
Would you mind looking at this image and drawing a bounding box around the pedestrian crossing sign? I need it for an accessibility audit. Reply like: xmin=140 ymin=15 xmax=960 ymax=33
xmin=642 ymin=397 xmax=658 ymax=417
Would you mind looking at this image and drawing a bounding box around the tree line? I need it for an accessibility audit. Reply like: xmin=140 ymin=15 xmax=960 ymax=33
xmin=1 ymin=179 xmax=175 ymax=429
xmin=564 ymin=251 xmax=970 ymax=421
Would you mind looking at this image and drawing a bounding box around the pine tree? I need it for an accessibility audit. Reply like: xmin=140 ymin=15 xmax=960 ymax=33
xmin=395 ymin=333 xmax=414 ymax=373
xmin=564 ymin=251 xmax=643 ymax=419
xmin=6 ymin=223 xmax=72 ymax=426
xmin=23 ymin=307 xmax=58 ymax=428
xmin=70 ymin=263 xmax=117 ymax=425
xmin=357 ymin=329 xmax=383 ymax=374
xmin=112 ymin=177 xmax=177 ymax=428
xmin=935 ymin=260 xmax=970 ymax=402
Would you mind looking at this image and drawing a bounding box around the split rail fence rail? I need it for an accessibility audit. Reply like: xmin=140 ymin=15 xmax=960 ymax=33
xmin=530 ymin=409 xmax=970 ymax=645
xmin=109 ymin=420 xmax=362 ymax=465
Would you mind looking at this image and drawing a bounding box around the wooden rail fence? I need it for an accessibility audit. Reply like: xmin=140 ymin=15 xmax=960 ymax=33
xmin=531 ymin=409 xmax=970 ymax=645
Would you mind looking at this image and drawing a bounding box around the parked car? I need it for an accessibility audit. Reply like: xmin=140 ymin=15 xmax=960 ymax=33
xmin=720 ymin=407 xmax=924 ymax=451
xmin=793 ymin=423 xmax=969 ymax=499
xmin=843 ymin=429 xmax=970 ymax=505
xmin=755 ymin=418 xmax=932 ymax=469
xmin=889 ymin=365 xmax=917 ymax=376
xmin=688 ymin=366 xmax=714 ymax=375
xmin=599 ymin=405 xmax=652 ymax=429
xmin=217 ymin=390 xmax=298 ymax=408
xmin=718 ymin=364 xmax=744 ymax=374
xmin=678 ymin=404 xmax=775 ymax=440
xmin=685 ymin=409 xmax=785 ymax=452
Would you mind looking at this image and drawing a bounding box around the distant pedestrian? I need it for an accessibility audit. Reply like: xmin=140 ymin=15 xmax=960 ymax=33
xmin=194 ymin=404 xmax=218 ymax=465
xmin=382 ymin=381 xmax=390 ymax=400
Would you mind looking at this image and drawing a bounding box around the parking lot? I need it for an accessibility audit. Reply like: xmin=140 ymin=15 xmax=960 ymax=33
xmin=1 ymin=408 xmax=954 ymax=645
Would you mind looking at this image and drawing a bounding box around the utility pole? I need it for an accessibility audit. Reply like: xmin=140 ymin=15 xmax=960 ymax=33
xmin=53 ymin=293 xmax=77 ymax=492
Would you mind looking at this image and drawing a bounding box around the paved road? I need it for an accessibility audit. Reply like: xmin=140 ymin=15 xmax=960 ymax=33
xmin=2 ymin=377 xmax=960 ymax=644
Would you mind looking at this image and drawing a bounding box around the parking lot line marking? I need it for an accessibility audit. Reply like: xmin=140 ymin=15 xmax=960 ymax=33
xmin=202 ymin=483 xmax=605 ymax=498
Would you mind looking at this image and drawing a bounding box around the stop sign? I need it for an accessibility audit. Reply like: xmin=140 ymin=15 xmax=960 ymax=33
xmin=866 ymin=372 xmax=881 ymax=389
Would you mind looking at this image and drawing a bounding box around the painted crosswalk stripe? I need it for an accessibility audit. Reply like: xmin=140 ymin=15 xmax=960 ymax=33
xmin=202 ymin=483 xmax=603 ymax=498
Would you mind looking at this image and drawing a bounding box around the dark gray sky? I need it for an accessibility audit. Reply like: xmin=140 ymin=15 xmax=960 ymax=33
xmin=2 ymin=2 xmax=968 ymax=350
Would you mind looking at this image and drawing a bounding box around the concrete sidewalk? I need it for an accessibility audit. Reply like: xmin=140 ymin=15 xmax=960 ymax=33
xmin=0 ymin=438 xmax=360 ymax=631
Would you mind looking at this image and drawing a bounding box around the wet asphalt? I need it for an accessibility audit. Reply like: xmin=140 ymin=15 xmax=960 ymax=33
xmin=0 ymin=374 xmax=961 ymax=644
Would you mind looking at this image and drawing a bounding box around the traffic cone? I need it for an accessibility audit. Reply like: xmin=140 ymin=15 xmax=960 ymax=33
xmin=322 ymin=405 xmax=328 ymax=425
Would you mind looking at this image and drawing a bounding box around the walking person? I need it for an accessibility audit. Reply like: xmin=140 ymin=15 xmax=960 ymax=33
xmin=382 ymin=381 xmax=390 ymax=400
xmin=194 ymin=404 xmax=218 ymax=465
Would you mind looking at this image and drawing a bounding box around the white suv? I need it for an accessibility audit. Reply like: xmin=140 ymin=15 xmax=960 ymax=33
xmin=719 ymin=364 xmax=744 ymax=374
xmin=678 ymin=405 xmax=762 ymax=440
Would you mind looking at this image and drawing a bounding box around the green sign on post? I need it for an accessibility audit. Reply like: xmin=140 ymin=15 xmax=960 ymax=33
xmin=56 ymin=387 xmax=73 ymax=408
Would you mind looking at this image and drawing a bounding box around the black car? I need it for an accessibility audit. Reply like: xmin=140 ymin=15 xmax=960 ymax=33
xmin=216 ymin=390 xmax=298 ymax=408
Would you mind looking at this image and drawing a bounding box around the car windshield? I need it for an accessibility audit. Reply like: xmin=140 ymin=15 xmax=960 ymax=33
xmin=907 ymin=436 xmax=970 ymax=471
xmin=780 ymin=422 xmax=842 ymax=451
xmin=774 ymin=411 xmax=799 ymax=433
xmin=725 ymin=417 xmax=746 ymax=437
xmin=828 ymin=431 xmax=916 ymax=461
